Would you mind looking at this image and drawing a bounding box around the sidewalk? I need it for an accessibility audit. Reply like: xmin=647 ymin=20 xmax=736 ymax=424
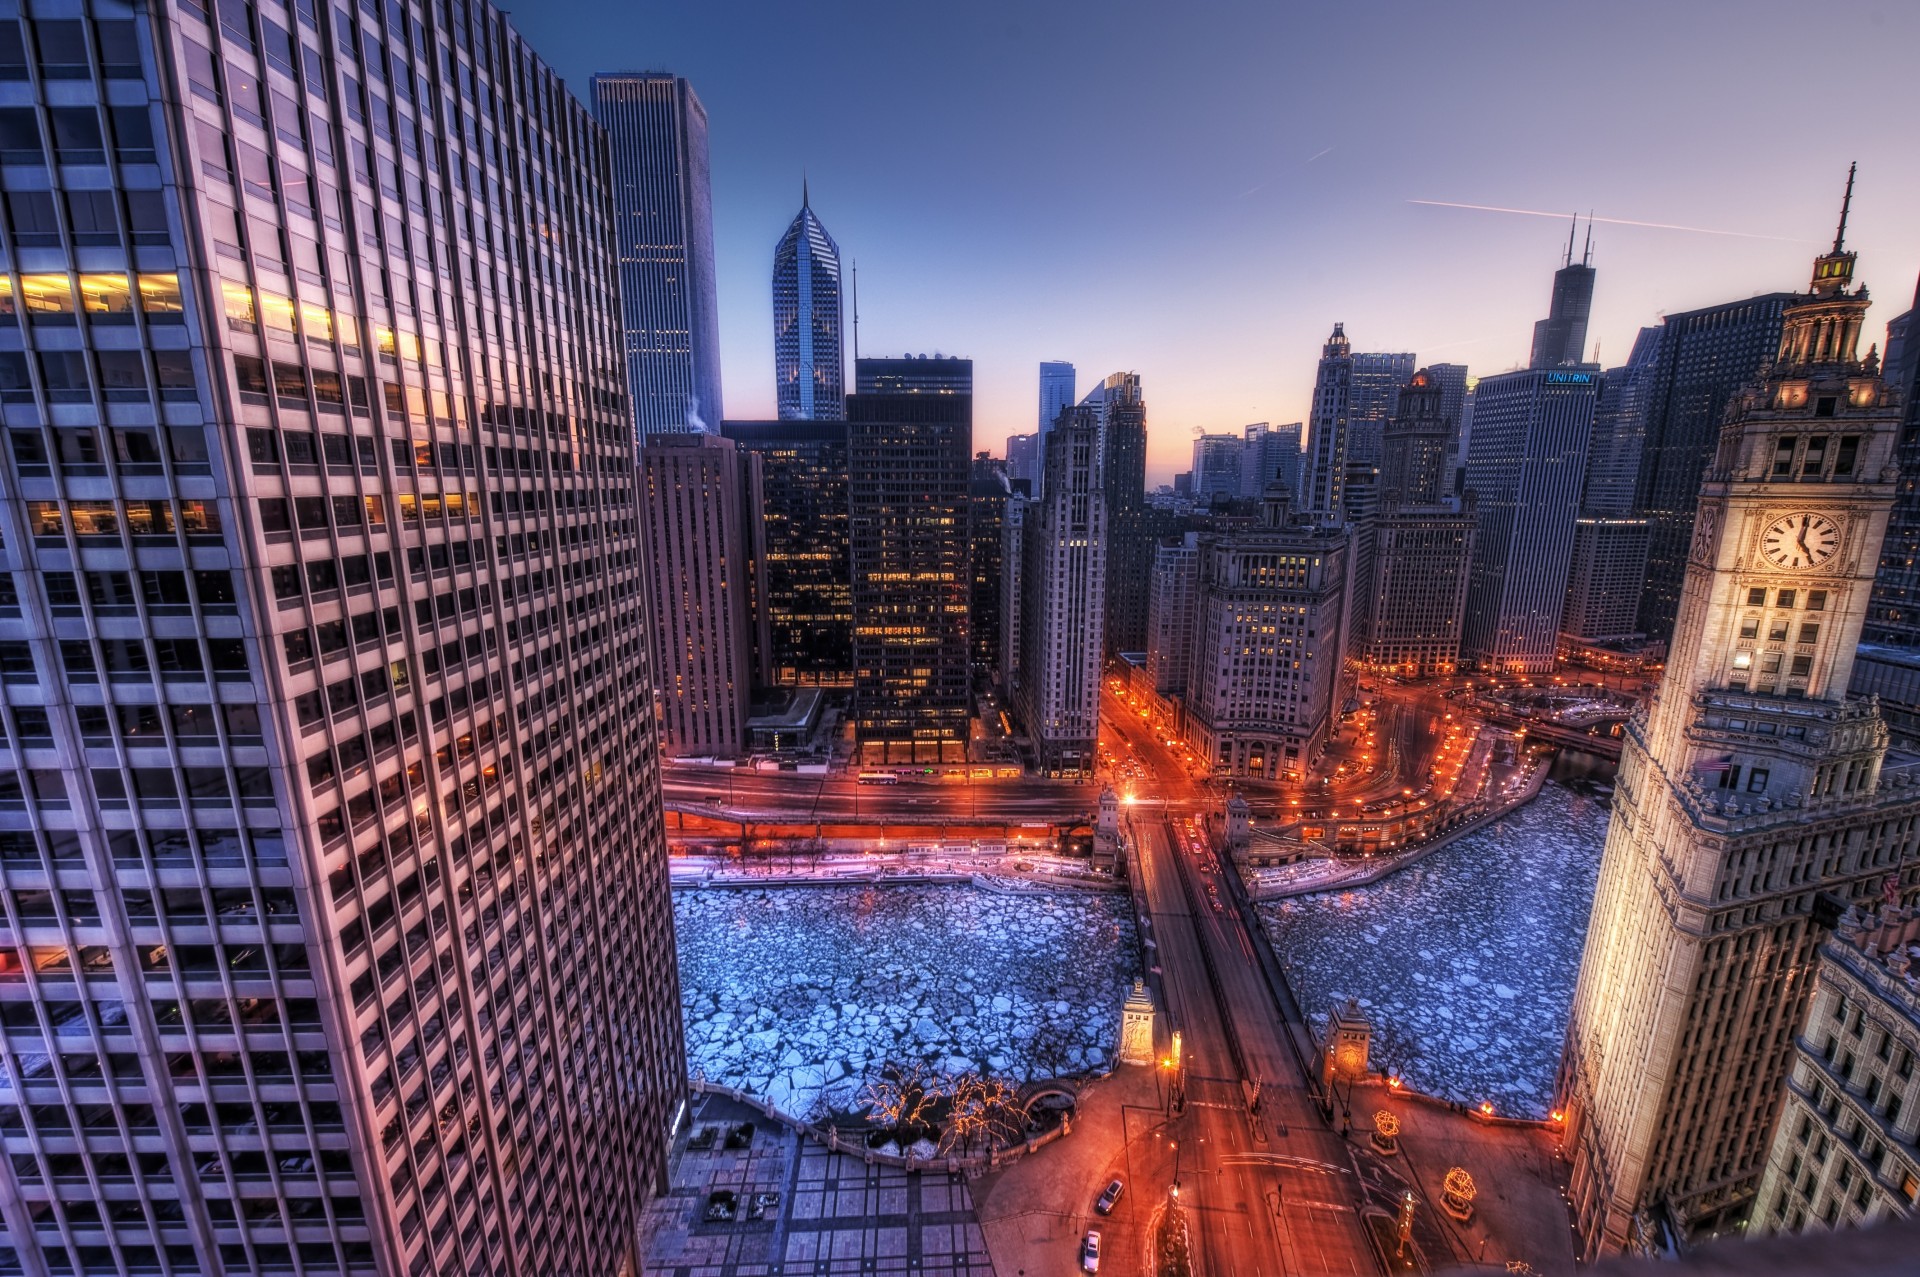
xmin=1344 ymin=1079 xmax=1576 ymax=1275
xmin=971 ymin=1063 xmax=1171 ymax=1277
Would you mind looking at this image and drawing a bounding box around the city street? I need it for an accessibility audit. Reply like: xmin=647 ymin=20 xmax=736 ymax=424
xmin=1128 ymin=812 xmax=1377 ymax=1274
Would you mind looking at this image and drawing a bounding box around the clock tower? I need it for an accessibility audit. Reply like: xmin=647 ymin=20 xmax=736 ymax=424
xmin=1558 ymin=169 xmax=1920 ymax=1257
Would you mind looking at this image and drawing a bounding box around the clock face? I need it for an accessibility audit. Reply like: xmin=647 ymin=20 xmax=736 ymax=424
xmin=1760 ymin=512 xmax=1841 ymax=570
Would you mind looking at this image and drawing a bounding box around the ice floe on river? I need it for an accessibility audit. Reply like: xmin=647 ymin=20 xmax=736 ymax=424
xmin=1259 ymin=783 xmax=1607 ymax=1118
xmin=674 ymin=884 xmax=1138 ymax=1117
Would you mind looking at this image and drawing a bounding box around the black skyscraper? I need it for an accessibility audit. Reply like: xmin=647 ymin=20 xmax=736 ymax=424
xmin=721 ymin=420 xmax=854 ymax=686
xmin=1094 ymin=373 xmax=1151 ymax=655
xmin=1530 ymin=219 xmax=1597 ymax=370
xmin=1631 ymin=294 xmax=1795 ymax=640
xmin=847 ymin=358 xmax=974 ymax=757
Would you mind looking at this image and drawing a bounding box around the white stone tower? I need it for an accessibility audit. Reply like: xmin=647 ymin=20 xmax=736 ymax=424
xmin=1558 ymin=170 xmax=1920 ymax=1256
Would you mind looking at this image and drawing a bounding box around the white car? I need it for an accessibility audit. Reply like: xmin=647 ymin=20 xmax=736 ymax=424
xmin=1080 ymin=1228 xmax=1101 ymax=1272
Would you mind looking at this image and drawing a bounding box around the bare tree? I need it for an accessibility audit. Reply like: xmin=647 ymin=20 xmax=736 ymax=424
xmin=859 ymin=1061 xmax=939 ymax=1131
xmin=939 ymin=1072 xmax=1026 ymax=1154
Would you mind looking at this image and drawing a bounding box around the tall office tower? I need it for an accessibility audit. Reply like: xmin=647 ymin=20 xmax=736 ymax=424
xmin=1000 ymin=493 xmax=1029 ymax=692
xmin=720 ymin=421 xmax=852 ymax=686
xmin=1184 ymin=490 xmax=1350 ymax=778
xmin=1633 ymin=293 xmax=1797 ymax=640
xmin=1016 ymin=410 xmax=1106 ymax=773
xmin=773 ymin=186 xmax=846 ymax=420
xmin=1191 ymin=432 xmax=1244 ymax=504
xmin=640 ymin=434 xmax=758 ymax=755
xmin=1147 ymin=534 xmax=1202 ymax=698
xmin=1450 ymin=383 xmax=1477 ymax=497
xmin=1461 ymin=368 xmax=1600 ymax=671
xmin=1363 ymin=371 xmax=1474 ymax=675
xmin=1853 ymin=275 xmax=1920 ymax=742
xmin=1379 ymin=369 xmax=1452 ymax=506
xmin=1561 ymin=516 xmax=1653 ymax=643
xmin=592 ymin=73 xmax=723 ymax=435
xmin=1427 ymin=363 xmax=1471 ymax=435
xmin=1240 ymin=422 xmax=1303 ymax=500
xmin=1005 ymin=431 xmax=1040 ymax=492
xmin=970 ymin=455 xmax=1012 ymax=680
xmin=1347 ymin=351 xmax=1418 ymax=468
xmin=1584 ymin=327 xmax=1663 ymax=517
xmin=1302 ymin=323 xmax=1354 ymax=516
xmin=1038 ymin=359 xmax=1076 ymax=444
xmin=847 ymin=358 xmax=973 ymax=758
xmin=1559 ymin=211 xmax=1920 ymax=1257
xmin=855 ymin=355 xmax=973 ymax=394
xmin=1748 ymin=903 xmax=1920 ymax=1239
xmin=1531 ymin=219 xmax=1598 ymax=369
xmin=1092 ymin=373 xmax=1150 ymax=655
xmin=0 ymin=6 xmax=685 ymax=1276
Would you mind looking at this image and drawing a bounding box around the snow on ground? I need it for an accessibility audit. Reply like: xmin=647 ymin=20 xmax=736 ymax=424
xmin=674 ymin=884 xmax=1138 ymax=1118
xmin=1259 ymin=783 xmax=1607 ymax=1118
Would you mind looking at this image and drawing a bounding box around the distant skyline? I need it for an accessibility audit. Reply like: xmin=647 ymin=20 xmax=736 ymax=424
xmin=515 ymin=0 xmax=1920 ymax=485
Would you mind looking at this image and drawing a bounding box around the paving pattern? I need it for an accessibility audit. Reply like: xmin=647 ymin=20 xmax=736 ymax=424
xmin=642 ymin=1093 xmax=997 ymax=1276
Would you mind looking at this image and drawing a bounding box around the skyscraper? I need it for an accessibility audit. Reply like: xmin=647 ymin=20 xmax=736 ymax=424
xmin=1040 ymin=361 xmax=1077 ymax=425
xmin=1005 ymin=431 xmax=1041 ymax=492
xmin=0 ymin=6 xmax=684 ymax=1275
xmin=970 ymin=454 xmax=1013 ymax=679
xmin=1191 ymin=432 xmax=1245 ymax=504
xmin=773 ymin=186 xmax=846 ymax=420
xmin=1303 ymin=323 xmax=1354 ymax=516
xmin=1585 ymin=327 xmax=1663 ymax=517
xmin=1852 ymin=274 xmax=1920 ymax=742
xmin=1092 ymin=373 xmax=1150 ymax=655
xmin=1531 ymin=219 xmax=1597 ymax=369
xmin=847 ymin=358 xmax=973 ymax=758
xmin=1240 ymin=422 xmax=1304 ymax=500
xmin=1147 ymin=534 xmax=1203 ymax=699
xmin=1632 ymin=294 xmax=1797 ymax=640
xmin=1363 ymin=371 xmax=1475 ymax=675
xmin=593 ymin=73 xmax=724 ymax=434
xmin=721 ymin=420 xmax=854 ymax=686
xmin=1016 ymin=409 xmax=1106 ymax=774
xmin=1461 ymin=368 xmax=1600 ymax=671
xmin=1560 ymin=517 xmax=1652 ymax=643
xmin=1348 ymin=350 xmax=1418 ymax=467
xmin=1559 ymin=202 xmax=1918 ymax=1256
xmin=1183 ymin=491 xmax=1350 ymax=778
xmin=1001 ymin=493 xmax=1030 ymax=692
xmin=640 ymin=434 xmax=759 ymax=755
xmin=1301 ymin=325 xmax=1414 ymax=518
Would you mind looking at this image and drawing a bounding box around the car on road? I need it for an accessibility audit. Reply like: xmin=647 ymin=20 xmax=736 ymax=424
xmin=1095 ymin=1178 xmax=1124 ymax=1214
xmin=1079 ymin=1228 xmax=1101 ymax=1272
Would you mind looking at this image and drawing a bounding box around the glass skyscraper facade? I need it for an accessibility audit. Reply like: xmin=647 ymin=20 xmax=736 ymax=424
xmin=592 ymin=72 xmax=724 ymax=435
xmin=771 ymin=188 xmax=843 ymax=421
xmin=0 ymin=4 xmax=683 ymax=1275
xmin=846 ymin=357 xmax=971 ymax=758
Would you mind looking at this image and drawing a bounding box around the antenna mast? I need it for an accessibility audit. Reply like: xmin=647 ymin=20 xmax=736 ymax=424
xmin=850 ymin=259 xmax=859 ymax=363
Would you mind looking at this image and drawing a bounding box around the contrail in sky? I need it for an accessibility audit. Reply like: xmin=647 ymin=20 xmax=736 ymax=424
xmin=1240 ymin=146 xmax=1336 ymax=197
xmin=1409 ymin=199 xmax=1810 ymax=243
xmin=1306 ymin=146 xmax=1334 ymax=163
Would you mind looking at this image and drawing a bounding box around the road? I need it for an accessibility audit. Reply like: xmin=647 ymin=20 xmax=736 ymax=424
xmin=1130 ymin=812 xmax=1377 ymax=1275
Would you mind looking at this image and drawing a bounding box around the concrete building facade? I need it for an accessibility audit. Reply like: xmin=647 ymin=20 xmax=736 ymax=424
xmin=640 ymin=433 xmax=758 ymax=756
xmin=0 ymin=5 xmax=686 ymax=1274
xmin=1749 ymin=903 xmax=1920 ymax=1239
xmin=1559 ymin=220 xmax=1920 ymax=1257
xmin=1016 ymin=409 xmax=1105 ymax=774
xmin=1183 ymin=492 xmax=1349 ymax=779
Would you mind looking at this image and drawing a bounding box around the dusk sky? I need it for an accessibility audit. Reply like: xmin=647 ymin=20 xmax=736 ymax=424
xmin=513 ymin=0 xmax=1920 ymax=485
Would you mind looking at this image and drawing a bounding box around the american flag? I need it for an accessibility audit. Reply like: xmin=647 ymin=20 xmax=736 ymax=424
xmin=1884 ymin=874 xmax=1901 ymax=904
xmin=1694 ymin=755 xmax=1734 ymax=775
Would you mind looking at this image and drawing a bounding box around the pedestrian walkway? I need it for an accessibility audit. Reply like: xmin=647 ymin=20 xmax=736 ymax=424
xmin=641 ymin=1092 xmax=996 ymax=1276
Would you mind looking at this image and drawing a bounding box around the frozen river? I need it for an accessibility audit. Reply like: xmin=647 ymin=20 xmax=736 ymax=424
xmin=673 ymin=883 xmax=1138 ymax=1118
xmin=1259 ymin=782 xmax=1608 ymax=1118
